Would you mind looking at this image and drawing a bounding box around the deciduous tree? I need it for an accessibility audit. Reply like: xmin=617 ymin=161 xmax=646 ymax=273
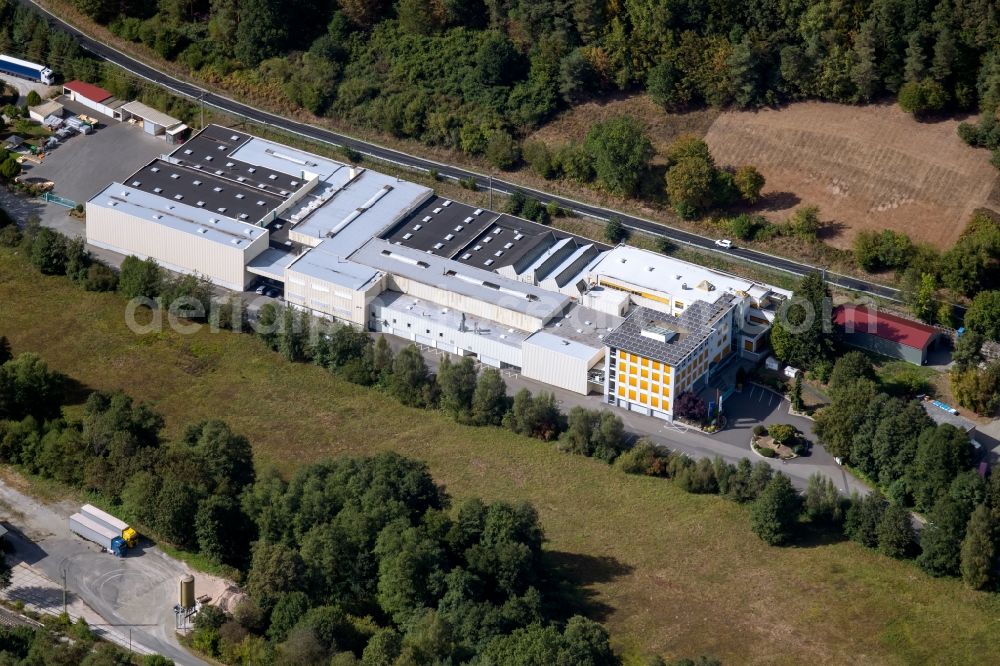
xmin=750 ymin=473 xmax=801 ymax=546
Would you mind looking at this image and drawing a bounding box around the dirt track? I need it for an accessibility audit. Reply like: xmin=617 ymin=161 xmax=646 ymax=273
xmin=705 ymin=101 xmax=1000 ymax=249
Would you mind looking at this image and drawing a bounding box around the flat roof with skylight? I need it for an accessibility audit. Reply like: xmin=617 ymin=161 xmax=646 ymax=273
xmin=588 ymin=245 xmax=764 ymax=304
xmin=89 ymin=183 xmax=267 ymax=248
xmin=350 ymin=238 xmax=571 ymax=319
xmin=126 ymin=159 xmax=285 ymax=222
xmin=287 ymin=241 xmax=383 ymax=291
xmin=288 ymin=168 xmax=432 ymax=254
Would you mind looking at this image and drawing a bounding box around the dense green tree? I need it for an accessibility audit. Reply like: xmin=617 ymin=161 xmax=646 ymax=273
xmin=470 ymin=368 xmax=508 ymax=427
xmin=234 ymin=0 xmax=289 ymax=66
xmin=388 ymin=345 xmax=436 ymax=408
xmin=828 ymin=351 xmax=877 ymax=397
xmin=604 ymin=217 xmax=628 ymax=244
xmin=877 ymin=502 xmax=915 ymax=558
xmin=584 ymin=116 xmax=653 ymax=197
xmin=918 ymin=496 xmax=968 ymax=577
xmin=750 ymin=473 xmax=801 ymax=546
xmin=951 ymin=363 xmax=1000 ymax=415
xmin=964 ymin=291 xmax=1000 ymax=341
xmin=960 ymin=503 xmax=995 ymax=589
xmin=909 ymin=424 xmax=973 ymax=511
xmin=28 ymin=227 xmax=68 ymax=275
xmin=952 ymin=332 xmax=984 ymax=371
xmin=152 ymin=475 xmax=200 ymax=549
xmin=503 ymin=389 xmax=564 ymax=440
xmin=898 ymin=79 xmax=949 ymax=117
xmin=267 ymin=591 xmax=311 ymax=642
xmin=117 ymin=256 xmax=162 ymax=300
xmin=195 ymin=494 xmax=249 ymax=566
xmin=181 ymin=419 xmax=255 ymax=494
xmin=245 ymin=541 xmax=306 ymax=613
xmin=733 ymin=165 xmax=765 ymax=204
xmin=844 ymin=491 xmax=887 ymax=548
xmin=485 ymin=130 xmax=520 ymax=170
xmin=0 ymin=353 xmax=64 ymax=421
xmin=559 ymin=408 xmax=626 ymax=462
xmin=0 ymin=157 xmax=21 ymax=181
xmin=770 ymin=273 xmax=833 ymax=371
xmin=438 ymin=356 xmax=478 ymax=419
xmin=803 ymin=473 xmax=843 ymax=524
xmin=667 ymin=156 xmax=714 ymax=219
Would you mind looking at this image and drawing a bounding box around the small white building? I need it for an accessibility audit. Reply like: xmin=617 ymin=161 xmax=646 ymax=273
xmin=62 ymin=80 xmax=123 ymax=119
xmin=28 ymin=99 xmax=62 ymax=123
xmin=120 ymin=101 xmax=183 ymax=141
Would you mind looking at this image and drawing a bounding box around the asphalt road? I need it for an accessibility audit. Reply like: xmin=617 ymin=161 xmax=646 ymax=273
xmin=0 ymin=479 xmax=209 ymax=665
xmin=25 ymin=0 xmax=903 ymax=303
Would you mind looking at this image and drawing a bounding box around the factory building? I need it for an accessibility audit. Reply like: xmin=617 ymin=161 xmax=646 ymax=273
xmin=86 ymin=125 xmax=789 ymax=414
xmin=86 ymin=183 xmax=269 ymax=291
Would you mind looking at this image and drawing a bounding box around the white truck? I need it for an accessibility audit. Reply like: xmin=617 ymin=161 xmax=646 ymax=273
xmin=69 ymin=513 xmax=127 ymax=556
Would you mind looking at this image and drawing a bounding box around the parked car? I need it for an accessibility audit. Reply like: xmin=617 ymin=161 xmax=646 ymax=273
xmin=255 ymin=284 xmax=266 ymax=295
xmin=266 ymin=288 xmax=280 ymax=299
xmin=714 ymin=239 xmax=733 ymax=249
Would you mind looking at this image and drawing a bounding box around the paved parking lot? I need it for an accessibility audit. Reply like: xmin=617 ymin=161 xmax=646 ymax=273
xmin=19 ymin=110 xmax=165 ymax=204
xmin=715 ymin=383 xmax=815 ymax=447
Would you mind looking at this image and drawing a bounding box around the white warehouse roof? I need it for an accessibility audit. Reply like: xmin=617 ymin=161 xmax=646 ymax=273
xmin=524 ymin=330 xmax=603 ymax=362
xmin=120 ymin=101 xmax=181 ymax=128
xmin=289 ymin=168 xmax=432 ymax=255
xmin=351 ymin=238 xmax=571 ymax=319
xmin=88 ymin=183 xmax=267 ymax=249
xmin=229 ymin=135 xmax=349 ymax=181
xmin=287 ymin=240 xmax=383 ymax=291
xmin=588 ymin=245 xmax=759 ymax=303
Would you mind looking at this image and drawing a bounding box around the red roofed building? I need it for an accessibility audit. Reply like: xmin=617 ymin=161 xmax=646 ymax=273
xmin=62 ymin=80 xmax=125 ymax=120
xmin=833 ymin=304 xmax=945 ymax=365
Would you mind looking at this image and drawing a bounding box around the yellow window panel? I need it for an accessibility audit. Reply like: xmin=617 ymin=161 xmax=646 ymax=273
xmin=640 ymin=380 xmax=649 ymax=391
xmin=651 ymin=397 xmax=659 ymax=408
xmin=651 ymin=373 xmax=660 ymax=383
xmin=662 ymin=387 xmax=670 ymax=397
xmin=617 ymin=385 xmax=626 ymax=397
xmin=652 ymin=361 xmax=661 ymax=371
xmin=628 ymin=389 xmax=637 ymax=401
xmin=629 ymin=376 xmax=637 ymax=387
xmin=640 ymin=369 xmax=649 ymax=378
xmin=641 ymin=357 xmax=650 ymax=367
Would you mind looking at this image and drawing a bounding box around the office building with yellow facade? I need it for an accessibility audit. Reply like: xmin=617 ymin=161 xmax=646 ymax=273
xmin=603 ymin=296 xmax=740 ymax=420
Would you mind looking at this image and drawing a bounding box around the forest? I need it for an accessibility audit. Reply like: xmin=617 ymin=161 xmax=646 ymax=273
xmin=7 ymin=0 xmax=993 ymax=166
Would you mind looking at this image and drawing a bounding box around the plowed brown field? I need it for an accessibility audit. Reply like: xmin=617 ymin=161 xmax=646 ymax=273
xmin=705 ymin=101 xmax=1000 ymax=249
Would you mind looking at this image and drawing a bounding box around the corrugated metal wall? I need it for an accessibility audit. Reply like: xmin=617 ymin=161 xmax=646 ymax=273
xmin=387 ymin=275 xmax=547 ymax=332
xmin=284 ymin=270 xmax=385 ymax=326
xmin=521 ymin=339 xmax=600 ymax=394
xmin=86 ymin=202 xmax=266 ymax=290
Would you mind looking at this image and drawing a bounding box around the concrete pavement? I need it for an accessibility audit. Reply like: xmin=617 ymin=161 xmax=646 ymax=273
xmin=0 ymin=476 xmax=224 ymax=666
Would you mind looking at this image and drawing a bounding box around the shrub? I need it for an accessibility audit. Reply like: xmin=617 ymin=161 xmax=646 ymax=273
xmin=83 ymin=263 xmax=119 ymax=292
xmin=674 ymin=391 xmax=707 ymax=422
xmin=767 ymin=423 xmax=796 ymax=444
xmin=615 ymin=439 xmax=660 ymax=475
xmin=752 ymin=424 xmax=767 ymax=437
xmin=485 ymin=130 xmax=520 ymax=170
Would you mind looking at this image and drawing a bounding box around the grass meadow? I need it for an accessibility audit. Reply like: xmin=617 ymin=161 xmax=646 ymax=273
xmin=1 ymin=248 xmax=998 ymax=665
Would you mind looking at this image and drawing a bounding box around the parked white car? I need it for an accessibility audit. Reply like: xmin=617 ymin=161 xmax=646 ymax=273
xmin=714 ymin=239 xmax=733 ymax=249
